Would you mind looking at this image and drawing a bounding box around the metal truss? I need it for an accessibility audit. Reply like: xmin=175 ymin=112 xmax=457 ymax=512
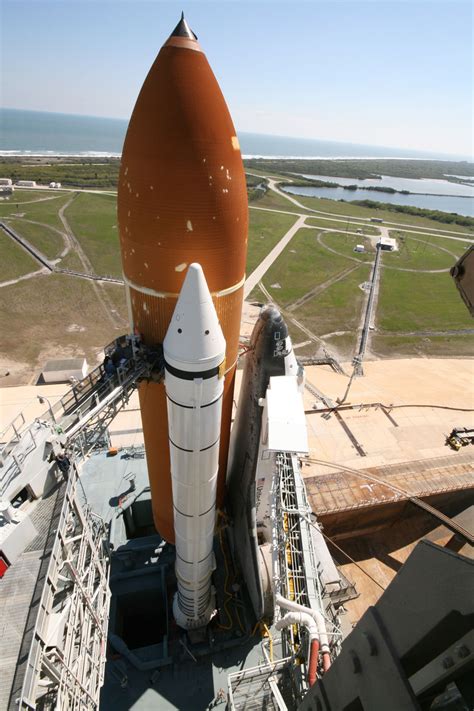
xmin=273 ymin=453 xmax=342 ymax=662
xmin=20 ymin=462 xmax=111 ymax=710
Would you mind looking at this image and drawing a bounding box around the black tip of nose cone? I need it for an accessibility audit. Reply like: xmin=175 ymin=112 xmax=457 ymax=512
xmin=170 ymin=12 xmax=197 ymax=40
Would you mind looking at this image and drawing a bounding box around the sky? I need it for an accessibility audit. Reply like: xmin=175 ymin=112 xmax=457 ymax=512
xmin=1 ymin=0 xmax=472 ymax=157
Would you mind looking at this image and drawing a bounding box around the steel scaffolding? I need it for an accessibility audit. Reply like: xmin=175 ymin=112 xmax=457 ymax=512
xmin=272 ymin=453 xmax=342 ymax=664
xmin=19 ymin=462 xmax=111 ymax=710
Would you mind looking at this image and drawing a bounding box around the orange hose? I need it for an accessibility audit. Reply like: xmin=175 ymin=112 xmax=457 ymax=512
xmin=322 ymin=651 xmax=331 ymax=673
xmin=308 ymin=639 xmax=320 ymax=686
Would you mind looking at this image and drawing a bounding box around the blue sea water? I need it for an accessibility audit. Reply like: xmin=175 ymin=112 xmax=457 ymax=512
xmin=0 ymin=107 xmax=467 ymax=161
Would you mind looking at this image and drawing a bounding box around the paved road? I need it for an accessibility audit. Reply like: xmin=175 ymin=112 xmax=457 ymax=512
xmin=248 ymin=174 xmax=473 ymax=241
xmin=243 ymin=214 xmax=306 ymax=298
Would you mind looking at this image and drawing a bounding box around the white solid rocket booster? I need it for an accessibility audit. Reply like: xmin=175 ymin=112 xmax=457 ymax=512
xmin=163 ymin=263 xmax=226 ymax=629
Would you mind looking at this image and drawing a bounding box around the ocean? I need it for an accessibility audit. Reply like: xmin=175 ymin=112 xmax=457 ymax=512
xmin=0 ymin=107 xmax=466 ymax=161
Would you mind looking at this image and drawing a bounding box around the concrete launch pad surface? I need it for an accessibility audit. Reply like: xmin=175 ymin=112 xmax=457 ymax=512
xmin=299 ymin=358 xmax=474 ymax=631
xmin=303 ymin=358 xmax=474 ymax=472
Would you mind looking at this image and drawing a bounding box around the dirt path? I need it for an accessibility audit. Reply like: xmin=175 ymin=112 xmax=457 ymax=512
xmin=287 ymin=263 xmax=360 ymax=312
xmin=257 ymin=279 xmax=331 ymax=355
xmin=0 ymin=268 xmax=49 ymax=289
xmin=59 ymin=193 xmax=125 ymax=329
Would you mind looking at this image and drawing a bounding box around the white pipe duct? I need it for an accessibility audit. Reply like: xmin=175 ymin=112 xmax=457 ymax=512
xmin=275 ymin=594 xmax=330 ymax=654
xmin=275 ymin=611 xmax=318 ymax=640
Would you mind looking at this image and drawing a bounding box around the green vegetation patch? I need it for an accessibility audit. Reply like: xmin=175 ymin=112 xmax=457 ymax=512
xmin=304 ymin=216 xmax=381 ymax=235
xmin=0 ymin=274 xmax=123 ymax=367
xmin=261 ymin=228 xmax=352 ymax=306
xmin=0 ymin=157 xmax=120 ymax=189
xmin=3 ymin=218 xmax=64 ymax=260
xmin=0 ymin=189 xmax=68 ymax=203
xmin=318 ymin=232 xmax=376 ymax=263
xmin=249 ymin=190 xmax=302 ymax=213
xmin=64 ymin=192 xmax=121 ymax=277
xmin=293 ymin=264 xmax=371 ymax=336
xmin=0 ymin=191 xmax=72 ymax=230
xmin=371 ymin=333 xmax=474 ymax=358
xmin=378 ymin=270 xmax=473 ymax=332
xmin=246 ymin=210 xmax=297 ymax=274
xmin=292 ymin=194 xmax=473 ymax=233
xmin=244 ymin=158 xmax=474 ymax=182
xmin=323 ymin=332 xmax=359 ymax=360
xmin=0 ymin=230 xmax=39 ymax=281
xmin=383 ymin=233 xmax=458 ymax=271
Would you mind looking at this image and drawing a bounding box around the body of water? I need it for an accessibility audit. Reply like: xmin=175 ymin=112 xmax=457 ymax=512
xmin=299 ymin=174 xmax=474 ymax=197
xmin=283 ymin=184 xmax=474 ymax=217
xmin=0 ymin=107 xmax=468 ymax=161
xmin=2 ymin=108 xmax=473 ymax=215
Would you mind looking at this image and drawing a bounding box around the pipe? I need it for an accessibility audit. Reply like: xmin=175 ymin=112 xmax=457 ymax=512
xmin=275 ymin=611 xmax=319 ymax=687
xmin=308 ymin=639 xmax=320 ymax=686
xmin=276 ymin=594 xmax=331 ymax=664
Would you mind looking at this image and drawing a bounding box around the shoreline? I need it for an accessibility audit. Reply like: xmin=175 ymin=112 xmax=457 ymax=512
xmin=1 ymin=151 xmax=473 ymax=163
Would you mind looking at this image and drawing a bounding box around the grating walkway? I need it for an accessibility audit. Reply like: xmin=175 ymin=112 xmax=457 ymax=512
xmin=305 ymin=451 xmax=474 ymax=516
xmin=0 ymin=482 xmax=64 ymax=710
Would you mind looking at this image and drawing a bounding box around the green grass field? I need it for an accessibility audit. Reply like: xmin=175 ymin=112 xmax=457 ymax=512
xmin=249 ymin=186 xmax=474 ymax=239
xmin=318 ymin=232 xmax=376 ymax=263
xmin=64 ymin=192 xmax=121 ymax=277
xmin=371 ymin=334 xmax=473 ymax=358
xmin=282 ymin=192 xmax=474 ymax=234
xmin=0 ymin=191 xmax=72 ymax=230
xmin=377 ymin=269 xmax=473 ymax=332
xmin=382 ymin=235 xmax=458 ymax=271
xmin=0 ymin=230 xmax=39 ymax=281
xmin=0 ymin=274 xmax=123 ymax=366
xmin=250 ymin=190 xmax=303 ymax=214
xmin=246 ymin=210 xmax=297 ymax=273
xmin=293 ymin=264 xmax=370 ymax=335
xmin=1 ymin=176 xmax=472 ymax=382
xmin=259 ymin=228 xmax=351 ymax=306
xmin=3 ymin=218 xmax=65 ymax=260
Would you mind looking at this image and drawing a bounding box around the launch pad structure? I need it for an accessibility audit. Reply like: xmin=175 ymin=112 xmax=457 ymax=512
xmin=1 ymin=347 xmax=472 ymax=710
xmin=1 ymin=12 xmax=473 ymax=711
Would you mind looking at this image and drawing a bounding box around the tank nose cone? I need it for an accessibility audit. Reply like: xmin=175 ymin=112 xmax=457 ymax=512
xmin=170 ymin=11 xmax=197 ymax=40
xmin=163 ymin=264 xmax=226 ymax=370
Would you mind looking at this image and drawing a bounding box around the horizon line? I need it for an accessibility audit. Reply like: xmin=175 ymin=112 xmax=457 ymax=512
xmin=1 ymin=106 xmax=472 ymax=163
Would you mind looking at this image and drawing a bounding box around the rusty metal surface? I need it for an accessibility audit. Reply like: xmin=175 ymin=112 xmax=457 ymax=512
xmin=306 ymin=451 xmax=474 ymax=516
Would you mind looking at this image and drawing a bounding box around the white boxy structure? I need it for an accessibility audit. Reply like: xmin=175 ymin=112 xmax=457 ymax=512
xmin=163 ymin=263 xmax=226 ymax=629
xmin=42 ymin=358 xmax=88 ymax=384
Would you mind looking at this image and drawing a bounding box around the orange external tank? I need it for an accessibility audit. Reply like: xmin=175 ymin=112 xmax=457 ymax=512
xmin=117 ymin=15 xmax=248 ymax=543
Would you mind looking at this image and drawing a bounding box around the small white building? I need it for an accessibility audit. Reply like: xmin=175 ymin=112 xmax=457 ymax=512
xmin=42 ymin=358 xmax=88 ymax=384
xmin=354 ymin=244 xmax=365 ymax=253
xmin=16 ymin=180 xmax=37 ymax=187
xmin=378 ymin=236 xmax=398 ymax=251
xmin=0 ymin=178 xmax=13 ymax=186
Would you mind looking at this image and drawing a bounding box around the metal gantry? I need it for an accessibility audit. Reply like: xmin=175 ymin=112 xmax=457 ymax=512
xmin=273 ymin=453 xmax=342 ymax=662
xmin=20 ymin=462 xmax=111 ymax=710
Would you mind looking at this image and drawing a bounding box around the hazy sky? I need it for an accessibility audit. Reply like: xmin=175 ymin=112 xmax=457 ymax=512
xmin=1 ymin=0 xmax=472 ymax=157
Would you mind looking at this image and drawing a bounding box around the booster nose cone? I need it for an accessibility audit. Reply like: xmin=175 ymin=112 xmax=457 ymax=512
xmin=163 ymin=264 xmax=226 ymax=372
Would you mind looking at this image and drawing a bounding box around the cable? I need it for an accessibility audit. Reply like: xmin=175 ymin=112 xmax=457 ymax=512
xmin=216 ymin=525 xmax=234 ymax=631
xmin=305 ymin=401 xmax=474 ymax=415
xmin=302 ymin=457 xmax=474 ymax=545
xmin=321 ymin=531 xmax=386 ymax=592
xmin=262 ymin=622 xmax=274 ymax=662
